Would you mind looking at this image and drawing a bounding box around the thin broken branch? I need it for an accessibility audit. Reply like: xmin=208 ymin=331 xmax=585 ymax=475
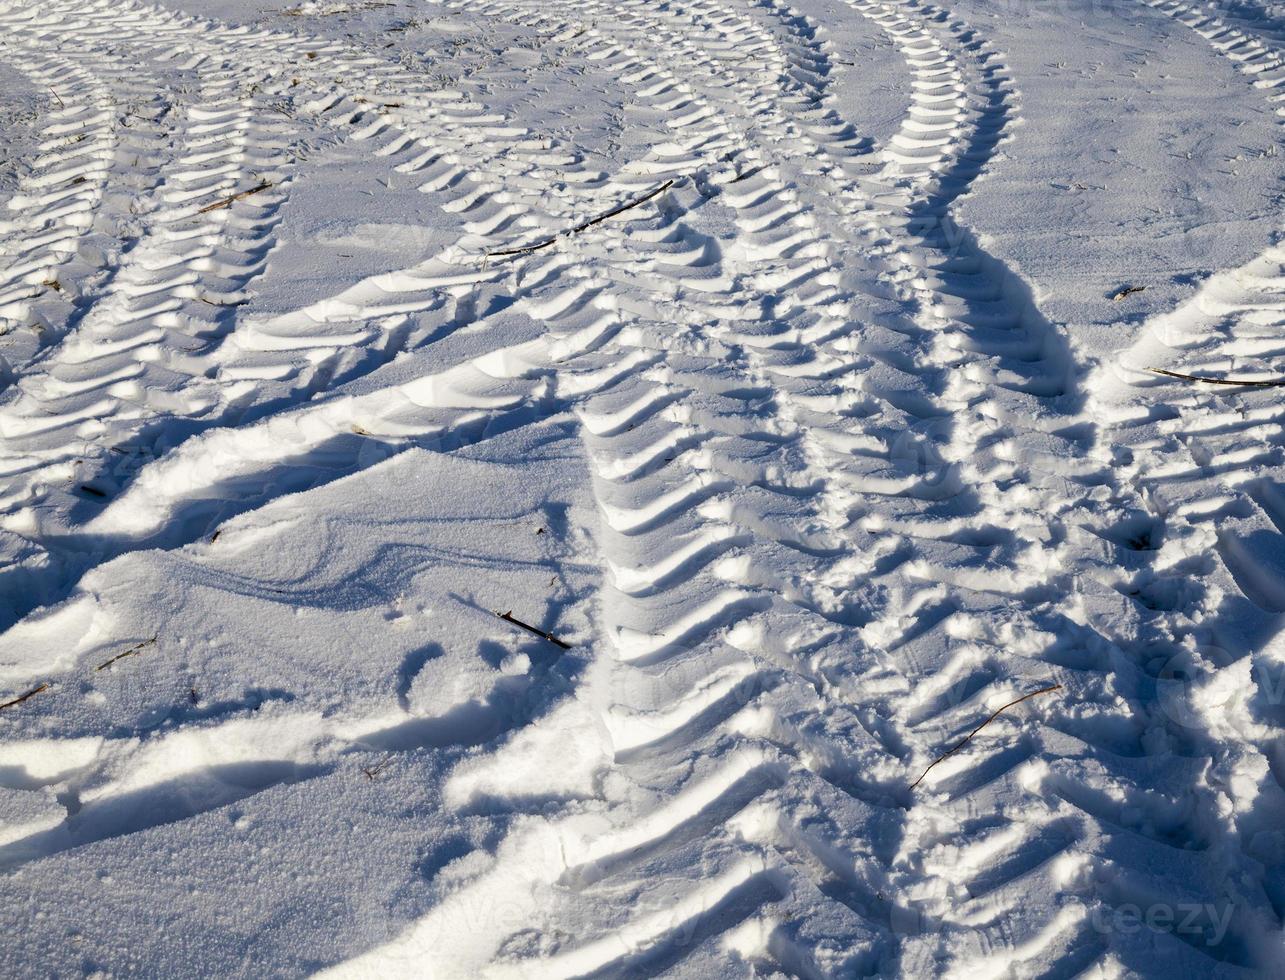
xmin=495 ymin=610 xmax=571 ymax=650
xmin=485 ymin=232 xmax=557 ymax=258
xmin=0 ymin=683 xmax=49 ymax=712
xmin=486 ymin=180 xmax=674 ymax=259
xmin=910 ymin=683 xmax=1062 ymax=790
xmin=96 ymin=635 xmax=158 ymax=672
xmin=197 ymin=180 xmax=273 ymax=215
xmin=1145 ymin=367 xmax=1285 ymax=388
xmin=488 ymin=233 xmax=557 ymax=259
xmin=572 ymin=179 xmax=674 ymax=234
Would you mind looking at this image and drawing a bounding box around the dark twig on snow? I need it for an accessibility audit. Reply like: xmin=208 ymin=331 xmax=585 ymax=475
xmin=1146 ymin=367 xmax=1285 ymax=388
xmin=1111 ymin=284 xmax=1146 ymax=300
xmin=486 ymin=180 xmax=675 ymax=259
xmin=196 ymin=180 xmax=273 ymax=214
xmin=730 ymin=165 xmax=767 ymax=184
xmin=0 ymin=683 xmax=49 ymax=713
xmin=495 ymin=610 xmax=571 ymax=650
xmin=910 ymin=683 xmax=1062 ymax=790
xmin=96 ymin=635 xmax=158 ymax=672
xmin=487 ymin=233 xmax=558 ymax=259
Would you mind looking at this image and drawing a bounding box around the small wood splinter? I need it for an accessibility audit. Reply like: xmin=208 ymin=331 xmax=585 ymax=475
xmin=495 ymin=610 xmax=571 ymax=650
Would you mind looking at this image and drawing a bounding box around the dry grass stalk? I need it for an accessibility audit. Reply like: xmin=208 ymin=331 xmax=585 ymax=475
xmin=1146 ymin=367 xmax=1285 ymax=388
xmin=0 ymin=683 xmax=49 ymax=712
xmin=910 ymin=683 xmax=1062 ymax=790
xmin=197 ymin=180 xmax=273 ymax=215
xmin=96 ymin=635 xmax=158 ymax=672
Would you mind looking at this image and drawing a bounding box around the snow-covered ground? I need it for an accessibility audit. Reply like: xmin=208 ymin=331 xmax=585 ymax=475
xmin=1 ymin=0 xmax=1284 ymax=974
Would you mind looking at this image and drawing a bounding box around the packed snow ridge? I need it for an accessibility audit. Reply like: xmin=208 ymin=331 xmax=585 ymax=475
xmin=0 ymin=0 xmax=1284 ymax=975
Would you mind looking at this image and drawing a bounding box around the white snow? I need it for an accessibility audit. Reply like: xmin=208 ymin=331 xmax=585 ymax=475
xmin=1 ymin=0 xmax=1284 ymax=975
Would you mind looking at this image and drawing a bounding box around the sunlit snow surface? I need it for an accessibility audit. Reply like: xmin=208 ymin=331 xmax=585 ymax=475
xmin=0 ymin=0 xmax=1284 ymax=974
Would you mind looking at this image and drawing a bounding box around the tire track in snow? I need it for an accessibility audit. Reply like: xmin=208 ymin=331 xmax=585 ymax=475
xmin=0 ymin=0 xmax=1279 ymax=975
xmin=835 ymin=4 xmax=1285 ymax=970
xmin=311 ymin=1 xmax=937 ymax=972
xmin=0 ymin=2 xmax=1161 ymax=976
xmin=1070 ymin=0 xmax=1285 ymax=968
xmin=365 ymin=0 xmax=1144 ymax=972
xmin=0 ymin=9 xmax=170 ymax=383
xmin=323 ymin=0 xmax=1099 ymax=973
xmin=563 ymin=1 xmax=1281 ymax=974
xmin=0 ymin=0 xmax=730 ymax=630
xmin=0 ymin=70 xmax=298 ymax=508
xmin=0 ymin=0 xmax=736 ymax=878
